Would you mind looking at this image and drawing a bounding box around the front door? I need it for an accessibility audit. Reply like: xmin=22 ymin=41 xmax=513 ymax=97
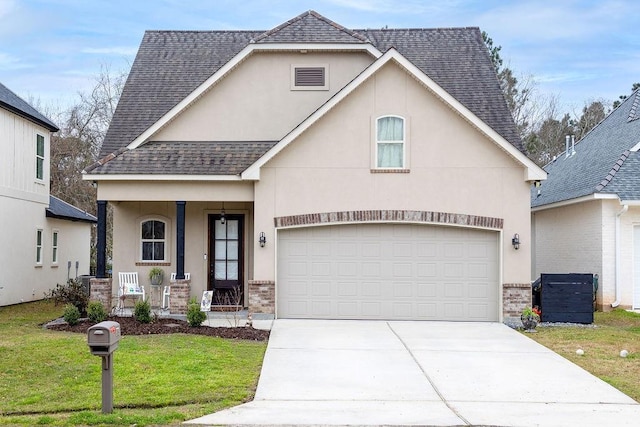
xmin=208 ymin=214 xmax=244 ymax=307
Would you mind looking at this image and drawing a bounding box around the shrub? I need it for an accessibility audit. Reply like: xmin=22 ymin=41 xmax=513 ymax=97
xmin=134 ymin=299 xmax=152 ymax=323
xmin=87 ymin=301 xmax=108 ymax=323
xmin=46 ymin=278 xmax=89 ymax=316
xmin=63 ymin=304 xmax=81 ymax=326
xmin=187 ymin=297 xmax=206 ymax=327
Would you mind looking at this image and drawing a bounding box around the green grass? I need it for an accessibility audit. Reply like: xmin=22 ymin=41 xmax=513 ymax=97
xmin=0 ymin=300 xmax=267 ymax=426
xmin=526 ymin=309 xmax=640 ymax=402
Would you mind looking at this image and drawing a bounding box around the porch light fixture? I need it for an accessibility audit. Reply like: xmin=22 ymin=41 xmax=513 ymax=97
xmin=220 ymin=202 xmax=225 ymax=225
xmin=512 ymin=233 xmax=520 ymax=250
xmin=259 ymin=232 xmax=266 ymax=247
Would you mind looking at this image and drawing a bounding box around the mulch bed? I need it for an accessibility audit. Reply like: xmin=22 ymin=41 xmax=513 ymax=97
xmin=46 ymin=316 xmax=270 ymax=341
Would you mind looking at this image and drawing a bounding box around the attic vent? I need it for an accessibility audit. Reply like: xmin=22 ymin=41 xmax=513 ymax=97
xmin=291 ymin=64 xmax=328 ymax=90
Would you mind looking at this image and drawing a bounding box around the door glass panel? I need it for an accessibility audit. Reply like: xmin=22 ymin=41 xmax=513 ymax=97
xmin=227 ymin=241 xmax=238 ymax=260
xmin=227 ymin=220 xmax=239 ymax=239
xmin=227 ymin=262 xmax=238 ymax=280
xmin=215 ymin=220 xmax=226 ymax=239
xmin=214 ymin=261 xmax=226 ymax=279
xmin=215 ymin=241 xmax=226 ymax=259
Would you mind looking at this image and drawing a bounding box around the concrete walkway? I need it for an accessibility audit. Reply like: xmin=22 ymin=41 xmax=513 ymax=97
xmin=186 ymin=320 xmax=640 ymax=426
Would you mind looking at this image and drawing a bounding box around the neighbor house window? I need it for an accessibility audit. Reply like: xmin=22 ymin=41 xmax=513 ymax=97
xmin=376 ymin=116 xmax=405 ymax=168
xmin=141 ymin=219 xmax=166 ymax=261
xmin=36 ymin=134 xmax=45 ymax=180
xmin=291 ymin=64 xmax=328 ymax=90
xmin=52 ymin=231 xmax=59 ymax=264
xmin=36 ymin=229 xmax=43 ymax=265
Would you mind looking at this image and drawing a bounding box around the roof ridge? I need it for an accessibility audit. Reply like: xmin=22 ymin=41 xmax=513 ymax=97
xmin=595 ymin=150 xmax=630 ymax=191
xmin=83 ymin=148 xmax=129 ymax=173
xmin=251 ymin=10 xmax=369 ymax=43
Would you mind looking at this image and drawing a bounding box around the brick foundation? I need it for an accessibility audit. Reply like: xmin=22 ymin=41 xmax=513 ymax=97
xmin=89 ymin=278 xmax=113 ymax=313
xmin=168 ymin=279 xmax=191 ymax=315
xmin=503 ymin=283 xmax=532 ymax=322
xmin=249 ymin=280 xmax=275 ymax=314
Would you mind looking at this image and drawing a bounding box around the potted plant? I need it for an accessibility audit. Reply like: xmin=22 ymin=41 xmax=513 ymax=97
xmin=521 ymin=306 xmax=541 ymax=332
xmin=149 ymin=267 xmax=164 ymax=286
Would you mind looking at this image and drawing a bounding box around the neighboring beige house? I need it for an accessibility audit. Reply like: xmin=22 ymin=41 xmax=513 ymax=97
xmin=84 ymin=11 xmax=545 ymax=322
xmin=532 ymin=89 xmax=640 ymax=311
xmin=0 ymin=82 xmax=96 ymax=306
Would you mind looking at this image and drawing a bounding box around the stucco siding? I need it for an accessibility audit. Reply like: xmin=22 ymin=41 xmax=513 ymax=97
xmin=152 ymin=51 xmax=374 ymax=142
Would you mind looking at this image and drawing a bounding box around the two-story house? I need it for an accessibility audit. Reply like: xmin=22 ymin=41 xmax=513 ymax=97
xmin=84 ymin=11 xmax=545 ymax=322
xmin=0 ymin=82 xmax=96 ymax=306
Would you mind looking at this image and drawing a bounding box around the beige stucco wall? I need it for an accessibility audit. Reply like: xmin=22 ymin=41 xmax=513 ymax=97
xmin=531 ymin=199 xmax=640 ymax=309
xmin=0 ymin=196 xmax=92 ymax=306
xmin=97 ymin=181 xmax=254 ymax=202
xmin=153 ymin=51 xmax=374 ymax=142
xmin=254 ymin=62 xmax=531 ymax=284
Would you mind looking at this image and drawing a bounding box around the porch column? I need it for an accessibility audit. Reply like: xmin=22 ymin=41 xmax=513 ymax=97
xmin=176 ymin=201 xmax=185 ymax=280
xmin=96 ymin=200 xmax=107 ymax=279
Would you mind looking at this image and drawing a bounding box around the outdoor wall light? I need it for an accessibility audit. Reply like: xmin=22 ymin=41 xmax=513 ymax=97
xmin=259 ymin=232 xmax=266 ymax=247
xmin=512 ymin=233 xmax=520 ymax=250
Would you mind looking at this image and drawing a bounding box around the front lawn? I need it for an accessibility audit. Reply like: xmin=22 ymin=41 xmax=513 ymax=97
xmin=0 ymin=300 xmax=267 ymax=426
xmin=526 ymin=309 xmax=640 ymax=402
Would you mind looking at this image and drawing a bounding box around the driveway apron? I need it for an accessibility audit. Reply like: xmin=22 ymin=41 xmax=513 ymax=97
xmin=186 ymin=320 xmax=640 ymax=426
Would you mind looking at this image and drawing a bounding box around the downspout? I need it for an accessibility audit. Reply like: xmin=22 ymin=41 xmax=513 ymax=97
xmin=612 ymin=204 xmax=629 ymax=308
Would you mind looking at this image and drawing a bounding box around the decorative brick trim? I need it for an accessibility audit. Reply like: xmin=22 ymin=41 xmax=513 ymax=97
xmin=89 ymin=278 xmax=113 ymax=313
xmin=168 ymin=279 xmax=191 ymax=315
xmin=135 ymin=262 xmax=171 ymax=266
xmin=370 ymin=169 xmax=410 ymax=173
xmin=502 ymin=282 xmax=532 ymax=321
xmin=248 ymin=280 xmax=275 ymax=314
xmin=275 ymin=210 xmax=503 ymax=229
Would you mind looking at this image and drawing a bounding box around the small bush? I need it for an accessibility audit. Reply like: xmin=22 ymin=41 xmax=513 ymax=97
xmin=63 ymin=304 xmax=80 ymax=326
xmin=187 ymin=297 xmax=206 ymax=327
xmin=134 ymin=299 xmax=152 ymax=323
xmin=87 ymin=301 xmax=108 ymax=323
xmin=46 ymin=278 xmax=89 ymax=316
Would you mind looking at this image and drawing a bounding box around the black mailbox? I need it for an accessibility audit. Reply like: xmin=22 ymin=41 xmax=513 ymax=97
xmin=87 ymin=321 xmax=121 ymax=356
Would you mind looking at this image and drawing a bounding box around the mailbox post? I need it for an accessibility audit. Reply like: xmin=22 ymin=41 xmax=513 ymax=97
xmin=87 ymin=321 xmax=121 ymax=413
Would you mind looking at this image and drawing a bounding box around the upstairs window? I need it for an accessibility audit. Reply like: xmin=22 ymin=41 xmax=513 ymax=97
xmin=291 ymin=65 xmax=328 ymax=90
xmin=36 ymin=134 xmax=45 ymax=180
xmin=141 ymin=220 xmax=166 ymax=261
xmin=376 ymin=116 xmax=405 ymax=168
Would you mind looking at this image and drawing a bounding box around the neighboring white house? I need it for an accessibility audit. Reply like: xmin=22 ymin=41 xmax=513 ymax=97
xmin=0 ymin=82 xmax=96 ymax=306
xmin=532 ymin=89 xmax=640 ymax=310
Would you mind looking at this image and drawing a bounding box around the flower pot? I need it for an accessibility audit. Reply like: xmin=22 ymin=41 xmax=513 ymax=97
xmin=521 ymin=315 xmax=538 ymax=331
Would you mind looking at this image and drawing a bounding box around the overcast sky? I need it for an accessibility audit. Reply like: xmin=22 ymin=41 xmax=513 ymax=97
xmin=1 ymin=0 xmax=638 ymax=117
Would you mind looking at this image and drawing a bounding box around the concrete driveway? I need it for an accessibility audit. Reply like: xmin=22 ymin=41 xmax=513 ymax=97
xmin=187 ymin=320 xmax=640 ymax=426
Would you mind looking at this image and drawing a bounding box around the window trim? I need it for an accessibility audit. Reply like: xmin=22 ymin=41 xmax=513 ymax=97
xmin=138 ymin=216 xmax=170 ymax=263
xmin=290 ymin=64 xmax=329 ymax=91
xmin=374 ymin=115 xmax=406 ymax=170
xmin=36 ymin=134 xmax=45 ymax=181
xmin=52 ymin=230 xmax=59 ymax=265
xmin=36 ymin=229 xmax=43 ymax=265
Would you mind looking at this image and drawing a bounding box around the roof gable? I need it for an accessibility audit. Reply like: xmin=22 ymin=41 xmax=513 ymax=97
xmin=253 ymin=10 xmax=369 ymax=44
xmin=532 ymin=90 xmax=640 ymax=208
xmin=0 ymin=82 xmax=58 ymax=132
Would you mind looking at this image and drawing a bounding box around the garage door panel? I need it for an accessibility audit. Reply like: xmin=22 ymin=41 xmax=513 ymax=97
xmin=277 ymin=224 xmax=498 ymax=321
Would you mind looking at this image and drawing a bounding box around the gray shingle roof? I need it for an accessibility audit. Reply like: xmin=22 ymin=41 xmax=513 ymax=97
xmin=46 ymin=195 xmax=97 ymax=223
xmin=532 ymin=90 xmax=640 ymax=207
xmin=87 ymin=141 xmax=278 ymax=175
xmin=96 ymin=11 xmax=522 ymax=175
xmin=0 ymin=82 xmax=58 ymax=132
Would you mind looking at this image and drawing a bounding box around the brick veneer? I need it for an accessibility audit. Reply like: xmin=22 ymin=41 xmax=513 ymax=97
xmin=503 ymin=283 xmax=532 ymax=321
xmin=89 ymin=278 xmax=113 ymax=313
xmin=249 ymin=280 xmax=275 ymax=314
xmin=274 ymin=210 xmax=503 ymax=229
xmin=168 ymin=279 xmax=191 ymax=315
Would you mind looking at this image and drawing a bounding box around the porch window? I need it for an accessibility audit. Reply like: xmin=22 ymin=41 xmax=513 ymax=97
xmin=376 ymin=116 xmax=405 ymax=168
xmin=140 ymin=219 xmax=166 ymax=261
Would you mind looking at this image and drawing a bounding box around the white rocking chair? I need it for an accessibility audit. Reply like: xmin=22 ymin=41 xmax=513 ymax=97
xmin=117 ymin=272 xmax=145 ymax=309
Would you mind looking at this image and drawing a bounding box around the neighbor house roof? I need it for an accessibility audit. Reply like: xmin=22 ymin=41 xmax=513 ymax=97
xmin=92 ymin=10 xmax=523 ymax=176
xmin=532 ymin=90 xmax=640 ymax=208
xmin=46 ymin=195 xmax=97 ymax=223
xmin=0 ymin=82 xmax=59 ymax=132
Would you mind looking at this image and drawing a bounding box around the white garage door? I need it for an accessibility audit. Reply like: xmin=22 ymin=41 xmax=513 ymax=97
xmin=277 ymin=224 xmax=499 ymax=321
